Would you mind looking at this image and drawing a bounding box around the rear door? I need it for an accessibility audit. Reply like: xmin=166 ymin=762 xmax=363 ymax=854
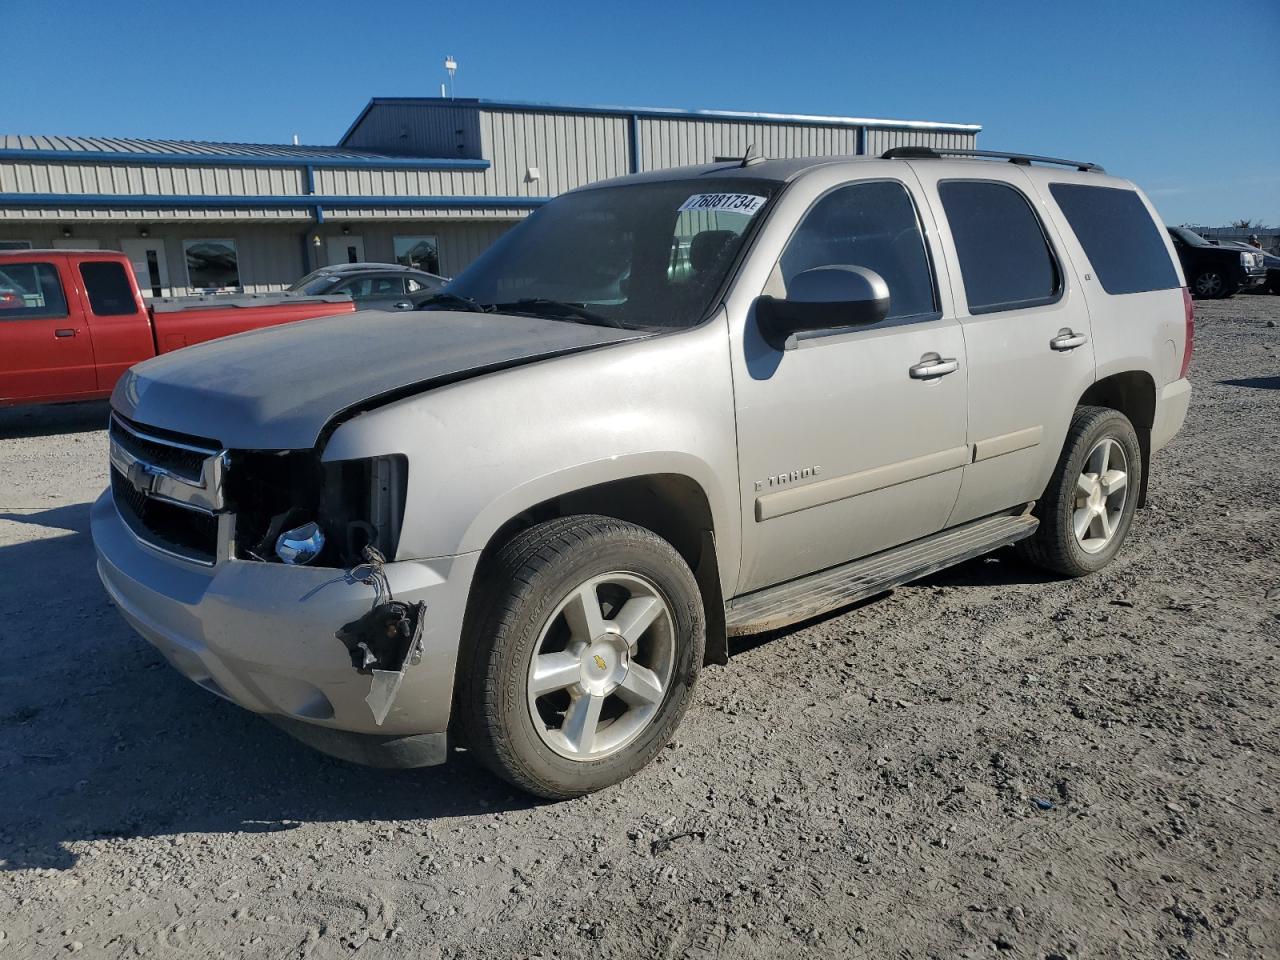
xmin=729 ymin=165 xmax=970 ymax=592
xmin=910 ymin=165 xmax=1096 ymax=525
xmin=0 ymin=255 xmax=99 ymax=403
xmin=1036 ymin=180 xmax=1188 ymax=391
xmin=73 ymin=257 xmax=153 ymax=394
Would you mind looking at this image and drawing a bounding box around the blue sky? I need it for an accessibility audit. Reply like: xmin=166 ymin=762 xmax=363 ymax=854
xmin=4 ymin=0 xmax=1277 ymax=226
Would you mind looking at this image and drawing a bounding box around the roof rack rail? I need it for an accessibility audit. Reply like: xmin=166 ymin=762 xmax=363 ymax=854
xmin=880 ymin=146 xmax=1104 ymax=173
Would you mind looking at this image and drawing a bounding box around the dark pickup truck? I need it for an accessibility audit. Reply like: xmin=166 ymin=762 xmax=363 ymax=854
xmin=1 ymin=250 xmax=355 ymax=408
xmin=1167 ymin=227 xmax=1268 ymax=299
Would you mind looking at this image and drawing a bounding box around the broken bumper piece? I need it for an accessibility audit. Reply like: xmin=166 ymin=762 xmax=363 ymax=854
xmin=91 ymin=491 xmax=479 ymax=755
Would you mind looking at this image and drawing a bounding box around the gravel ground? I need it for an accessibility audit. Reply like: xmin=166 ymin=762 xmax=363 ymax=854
xmin=1 ymin=295 xmax=1278 ymax=960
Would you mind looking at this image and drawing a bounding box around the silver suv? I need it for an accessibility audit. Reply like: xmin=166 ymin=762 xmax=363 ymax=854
xmin=92 ymin=148 xmax=1194 ymax=798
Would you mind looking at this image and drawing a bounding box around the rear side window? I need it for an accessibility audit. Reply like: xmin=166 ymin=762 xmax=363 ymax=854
xmin=1049 ymin=183 xmax=1179 ymax=295
xmin=938 ymin=180 xmax=1060 ymax=314
xmin=79 ymin=261 xmax=139 ymax=315
xmin=780 ymin=179 xmax=937 ymax=321
xmin=0 ymin=262 xmax=68 ymax=319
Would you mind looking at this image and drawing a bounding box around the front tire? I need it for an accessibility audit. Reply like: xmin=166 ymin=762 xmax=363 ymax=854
xmin=458 ymin=515 xmax=704 ymax=799
xmin=1192 ymin=268 xmax=1235 ymax=299
xmin=1019 ymin=406 xmax=1142 ymax=577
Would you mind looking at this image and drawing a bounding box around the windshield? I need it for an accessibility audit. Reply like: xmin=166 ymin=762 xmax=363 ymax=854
xmin=442 ymin=178 xmax=779 ymax=329
xmin=286 ymin=270 xmax=339 ymax=294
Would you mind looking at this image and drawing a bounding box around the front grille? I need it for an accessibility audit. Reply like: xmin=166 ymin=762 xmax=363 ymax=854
xmin=112 ymin=467 xmax=220 ymax=564
xmin=109 ymin=416 xmax=217 ymax=481
xmin=109 ymin=415 xmax=224 ymax=565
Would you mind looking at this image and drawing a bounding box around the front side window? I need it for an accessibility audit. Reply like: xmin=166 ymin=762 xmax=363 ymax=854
xmin=395 ymin=236 xmax=440 ymax=274
xmin=1050 ymin=184 xmax=1179 ymax=295
xmin=445 ymin=178 xmax=779 ymax=330
xmin=79 ymin=261 xmax=139 ymax=315
xmin=0 ymin=262 xmax=68 ymax=319
xmin=939 ymin=180 xmax=1060 ymax=314
xmin=183 ymin=239 xmax=240 ymax=291
xmin=778 ymin=179 xmax=937 ymax=321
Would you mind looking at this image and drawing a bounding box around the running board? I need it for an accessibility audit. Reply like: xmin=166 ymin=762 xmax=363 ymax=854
xmin=725 ymin=510 xmax=1038 ymax=635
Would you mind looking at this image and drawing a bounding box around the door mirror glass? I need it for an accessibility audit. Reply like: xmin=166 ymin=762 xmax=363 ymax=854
xmin=755 ymin=265 xmax=890 ymax=349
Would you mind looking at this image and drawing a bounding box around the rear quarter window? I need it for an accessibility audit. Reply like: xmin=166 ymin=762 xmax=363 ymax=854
xmin=79 ymin=261 xmax=140 ymax=315
xmin=1049 ymin=183 xmax=1179 ymax=295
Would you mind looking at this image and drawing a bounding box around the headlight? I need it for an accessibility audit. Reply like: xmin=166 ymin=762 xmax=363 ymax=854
xmin=276 ymin=522 xmax=325 ymax=565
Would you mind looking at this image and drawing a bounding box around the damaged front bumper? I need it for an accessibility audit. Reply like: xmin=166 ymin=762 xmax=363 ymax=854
xmin=91 ymin=491 xmax=479 ymax=760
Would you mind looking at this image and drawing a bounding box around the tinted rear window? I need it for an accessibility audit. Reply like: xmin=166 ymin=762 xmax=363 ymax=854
xmin=1050 ymin=184 xmax=1179 ymax=295
xmin=938 ymin=180 xmax=1060 ymax=314
xmin=79 ymin=261 xmax=139 ymax=315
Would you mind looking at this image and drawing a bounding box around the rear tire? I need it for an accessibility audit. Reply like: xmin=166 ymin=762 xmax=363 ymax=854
xmin=1019 ymin=406 xmax=1142 ymax=578
xmin=458 ymin=515 xmax=704 ymax=799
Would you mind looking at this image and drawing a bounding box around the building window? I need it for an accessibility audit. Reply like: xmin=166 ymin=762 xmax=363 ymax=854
xmin=183 ymin=239 xmax=241 ymax=291
xmin=0 ymin=240 xmax=33 ymax=250
xmin=394 ymin=236 xmax=440 ymax=274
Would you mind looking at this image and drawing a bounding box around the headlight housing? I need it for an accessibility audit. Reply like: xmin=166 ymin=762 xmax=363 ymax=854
xmin=226 ymin=451 xmax=408 ymax=566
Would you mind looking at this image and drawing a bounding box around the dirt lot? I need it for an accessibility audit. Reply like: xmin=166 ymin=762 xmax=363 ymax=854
xmin=1 ymin=296 xmax=1277 ymax=960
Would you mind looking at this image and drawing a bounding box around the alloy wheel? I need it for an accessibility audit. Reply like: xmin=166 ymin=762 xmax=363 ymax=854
xmin=1196 ymin=272 xmax=1223 ymax=297
xmin=1072 ymin=437 xmax=1129 ymax=554
xmin=526 ymin=572 xmax=675 ymax=761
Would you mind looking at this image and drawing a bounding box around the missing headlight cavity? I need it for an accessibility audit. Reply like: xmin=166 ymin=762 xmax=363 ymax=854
xmin=227 ymin=451 xmax=408 ymax=567
xmin=336 ymin=545 xmax=426 ymax=725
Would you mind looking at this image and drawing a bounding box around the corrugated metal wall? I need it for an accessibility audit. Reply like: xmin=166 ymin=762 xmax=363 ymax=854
xmin=636 ymin=118 xmax=861 ymax=169
xmin=0 ymin=161 xmax=305 ymax=199
xmin=479 ymin=110 xmax=632 ymax=195
xmin=0 ymin=205 xmax=313 ymax=222
xmin=312 ymin=166 xmax=503 ymax=201
xmin=864 ymin=128 xmax=977 ymax=155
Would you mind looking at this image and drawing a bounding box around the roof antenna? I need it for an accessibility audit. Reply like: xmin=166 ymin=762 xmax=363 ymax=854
xmin=740 ymin=143 xmax=762 ymax=167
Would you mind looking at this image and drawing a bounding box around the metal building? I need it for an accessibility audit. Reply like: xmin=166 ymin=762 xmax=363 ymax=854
xmin=0 ymin=99 xmax=979 ymax=296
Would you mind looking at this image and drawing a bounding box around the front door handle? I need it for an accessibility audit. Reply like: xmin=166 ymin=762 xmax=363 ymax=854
xmin=909 ymin=353 xmax=959 ymax=380
xmin=1050 ymin=329 xmax=1088 ymax=351
xmin=392 ymin=301 xmax=413 ymax=310
xmin=54 ymin=328 xmax=76 ymax=338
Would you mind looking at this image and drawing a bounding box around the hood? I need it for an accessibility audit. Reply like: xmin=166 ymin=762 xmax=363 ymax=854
xmin=112 ymin=309 xmax=644 ymax=449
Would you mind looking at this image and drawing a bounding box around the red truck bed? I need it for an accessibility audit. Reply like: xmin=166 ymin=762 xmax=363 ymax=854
xmin=1 ymin=250 xmax=355 ymax=408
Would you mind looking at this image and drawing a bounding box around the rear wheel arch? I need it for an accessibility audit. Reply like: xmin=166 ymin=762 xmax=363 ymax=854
xmin=1078 ymin=371 xmax=1156 ymax=507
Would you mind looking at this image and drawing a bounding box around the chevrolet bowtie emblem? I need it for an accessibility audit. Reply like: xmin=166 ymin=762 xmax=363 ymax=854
xmin=127 ymin=460 xmax=159 ymax=496
xmin=593 ymin=655 xmax=607 ymax=671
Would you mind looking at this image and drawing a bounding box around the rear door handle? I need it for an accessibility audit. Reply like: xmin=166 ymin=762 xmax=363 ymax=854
xmin=392 ymin=301 xmax=413 ymax=310
xmin=1050 ymin=330 xmax=1088 ymax=351
xmin=55 ymin=328 xmax=76 ymax=338
xmin=909 ymin=353 xmax=959 ymax=380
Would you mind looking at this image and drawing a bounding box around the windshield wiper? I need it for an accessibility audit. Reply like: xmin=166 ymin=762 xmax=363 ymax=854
xmin=491 ymin=298 xmax=625 ymax=328
xmin=414 ymin=292 xmax=493 ymax=313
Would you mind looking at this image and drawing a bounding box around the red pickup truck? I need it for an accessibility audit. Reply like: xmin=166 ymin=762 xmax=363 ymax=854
xmin=1 ymin=249 xmax=356 ymax=408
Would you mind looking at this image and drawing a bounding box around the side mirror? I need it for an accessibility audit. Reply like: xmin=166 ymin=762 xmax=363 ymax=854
xmin=755 ymin=265 xmax=890 ymax=349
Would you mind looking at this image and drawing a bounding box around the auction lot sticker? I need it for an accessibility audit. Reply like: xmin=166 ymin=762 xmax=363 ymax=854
xmin=678 ymin=193 xmax=768 ymax=215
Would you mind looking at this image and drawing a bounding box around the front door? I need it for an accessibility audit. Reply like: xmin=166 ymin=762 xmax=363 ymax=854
xmin=0 ymin=256 xmax=98 ymax=403
xmin=729 ymin=168 xmax=970 ymax=593
xmin=326 ymin=235 xmax=365 ymax=266
xmin=909 ymin=167 xmax=1097 ymax=525
xmin=120 ymin=238 xmax=171 ymax=298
